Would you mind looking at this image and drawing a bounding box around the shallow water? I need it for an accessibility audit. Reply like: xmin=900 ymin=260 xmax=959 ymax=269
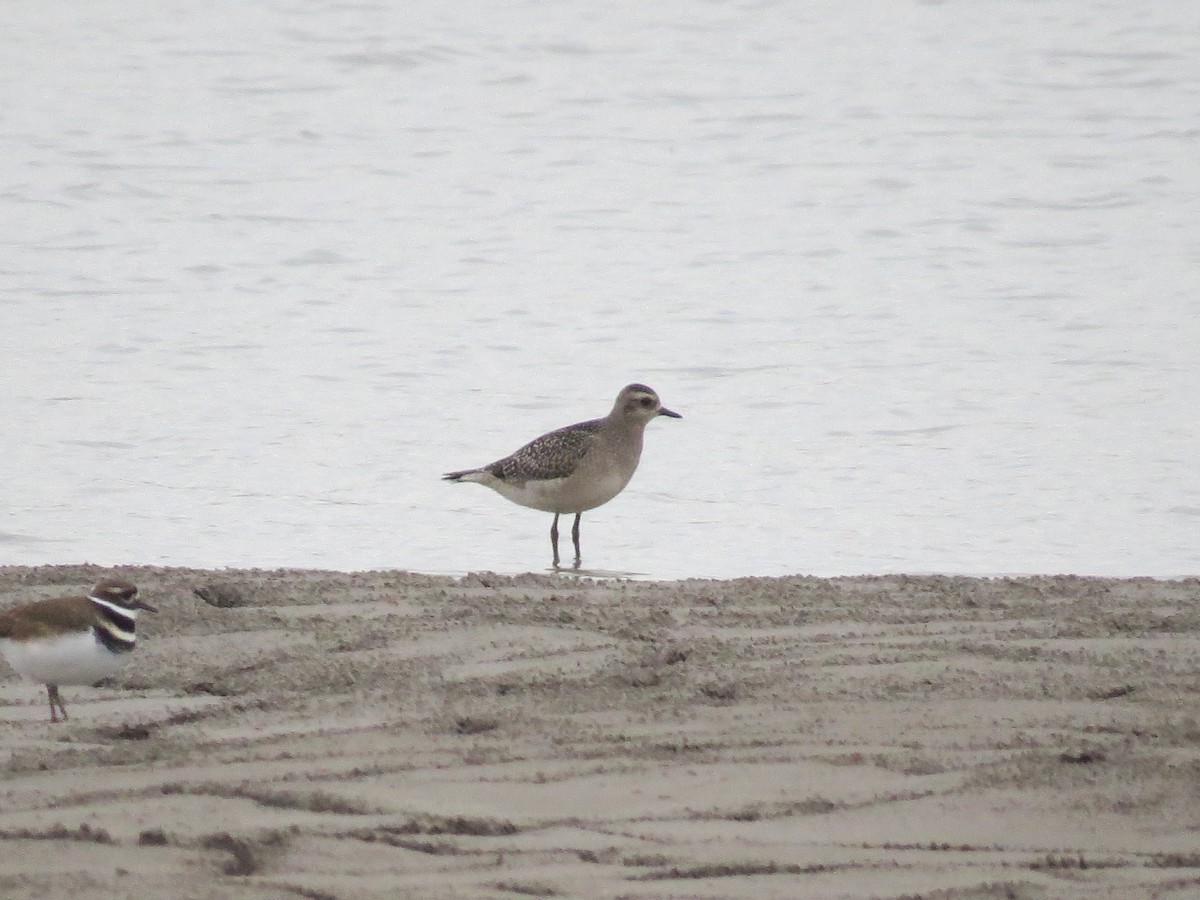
xmin=3 ymin=0 xmax=1198 ymax=578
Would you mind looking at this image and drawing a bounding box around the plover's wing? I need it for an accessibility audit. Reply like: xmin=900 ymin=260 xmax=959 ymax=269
xmin=0 ymin=596 xmax=95 ymax=640
xmin=488 ymin=419 xmax=603 ymax=483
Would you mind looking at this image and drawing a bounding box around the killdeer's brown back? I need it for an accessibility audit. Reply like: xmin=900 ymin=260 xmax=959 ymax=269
xmin=0 ymin=596 xmax=97 ymax=642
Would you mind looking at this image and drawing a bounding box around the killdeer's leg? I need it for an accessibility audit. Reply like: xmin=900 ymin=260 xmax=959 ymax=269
xmin=47 ymin=685 xmax=68 ymax=723
xmin=550 ymin=513 xmax=561 ymax=567
xmin=571 ymin=513 xmax=583 ymax=567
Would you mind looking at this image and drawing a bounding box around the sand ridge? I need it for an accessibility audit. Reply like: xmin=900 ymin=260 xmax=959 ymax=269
xmin=0 ymin=565 xmax=1199 ymax=898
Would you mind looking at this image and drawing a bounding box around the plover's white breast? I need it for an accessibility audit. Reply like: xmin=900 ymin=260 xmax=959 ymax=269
xmin=1 ymin=631 xmax=129 ymax=686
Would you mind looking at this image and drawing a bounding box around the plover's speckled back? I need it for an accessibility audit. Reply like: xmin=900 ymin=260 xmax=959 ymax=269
xmin=444 ymin=383 xmax=681 ymax=568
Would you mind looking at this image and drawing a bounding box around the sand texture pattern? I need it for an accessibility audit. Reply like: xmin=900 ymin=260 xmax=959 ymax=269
xmin=1 ymin=566 xmax=1199 ymax=899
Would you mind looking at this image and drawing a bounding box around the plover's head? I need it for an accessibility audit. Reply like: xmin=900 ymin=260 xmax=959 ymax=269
xmin=616 ymin=384 xmax=682 ymax=424
xmin=90 ymin=578 xmax=157 ymax=613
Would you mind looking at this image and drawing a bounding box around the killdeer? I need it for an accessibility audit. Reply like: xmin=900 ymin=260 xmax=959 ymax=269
xmin=0 ymin=578 xmax=156 ymax=722
xmin=444 ymin=383 xmax=681 ymax=567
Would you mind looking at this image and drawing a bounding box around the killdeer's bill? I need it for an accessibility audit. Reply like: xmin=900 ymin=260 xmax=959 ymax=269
xmin=444 ymin=383 xmax=681 ymax=568
xmin=0 ymin=578 xmax=156 ymax=722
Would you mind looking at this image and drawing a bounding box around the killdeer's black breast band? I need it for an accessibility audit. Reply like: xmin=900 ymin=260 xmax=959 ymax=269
xmin=93 ymin=623 xmax=136 ymax=654
xmin=88 ymin=596 xmax=138 ymax=654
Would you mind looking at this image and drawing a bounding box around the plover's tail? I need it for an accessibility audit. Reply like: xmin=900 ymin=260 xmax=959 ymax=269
xmin=442 ymin=468 xmax=485 ymax=482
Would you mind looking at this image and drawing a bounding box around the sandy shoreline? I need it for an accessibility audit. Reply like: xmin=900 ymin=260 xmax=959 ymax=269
xmin=1 ymin=565 xmax=1198 ymax=899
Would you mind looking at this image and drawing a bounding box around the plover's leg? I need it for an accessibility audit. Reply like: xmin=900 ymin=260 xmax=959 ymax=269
xmin=550 ymin=513 xmax=561 ymax=567
xmin=47 ymin=685 xmax=68 ymax=723
xmin=571 ymin=513 xmax=583 ymax=567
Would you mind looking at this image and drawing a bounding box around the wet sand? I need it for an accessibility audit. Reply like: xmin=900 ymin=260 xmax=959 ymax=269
xmin=1 ymin=565 xmax=1198 ymax=899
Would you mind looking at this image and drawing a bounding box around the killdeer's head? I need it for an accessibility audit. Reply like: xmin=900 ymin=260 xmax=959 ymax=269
xmin=89 ymin=578 xmax=158 ymax=614
xmin=616 ymin=383 xmax=682 ymax=425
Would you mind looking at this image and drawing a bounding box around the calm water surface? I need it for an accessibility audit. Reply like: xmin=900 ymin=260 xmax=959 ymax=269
xmin=3 ymin=1 xmax=1198 ymax=578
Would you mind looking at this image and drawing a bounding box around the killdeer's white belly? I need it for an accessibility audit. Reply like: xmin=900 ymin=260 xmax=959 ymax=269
xmin=1 ymin=631 xmax=129 ymax=686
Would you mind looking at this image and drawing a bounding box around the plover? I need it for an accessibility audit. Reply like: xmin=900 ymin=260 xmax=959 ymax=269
xmin=0 ymin=578 xmax=156 ymax=722
xmin=444 ymin=383 xmax=681 ymax=567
